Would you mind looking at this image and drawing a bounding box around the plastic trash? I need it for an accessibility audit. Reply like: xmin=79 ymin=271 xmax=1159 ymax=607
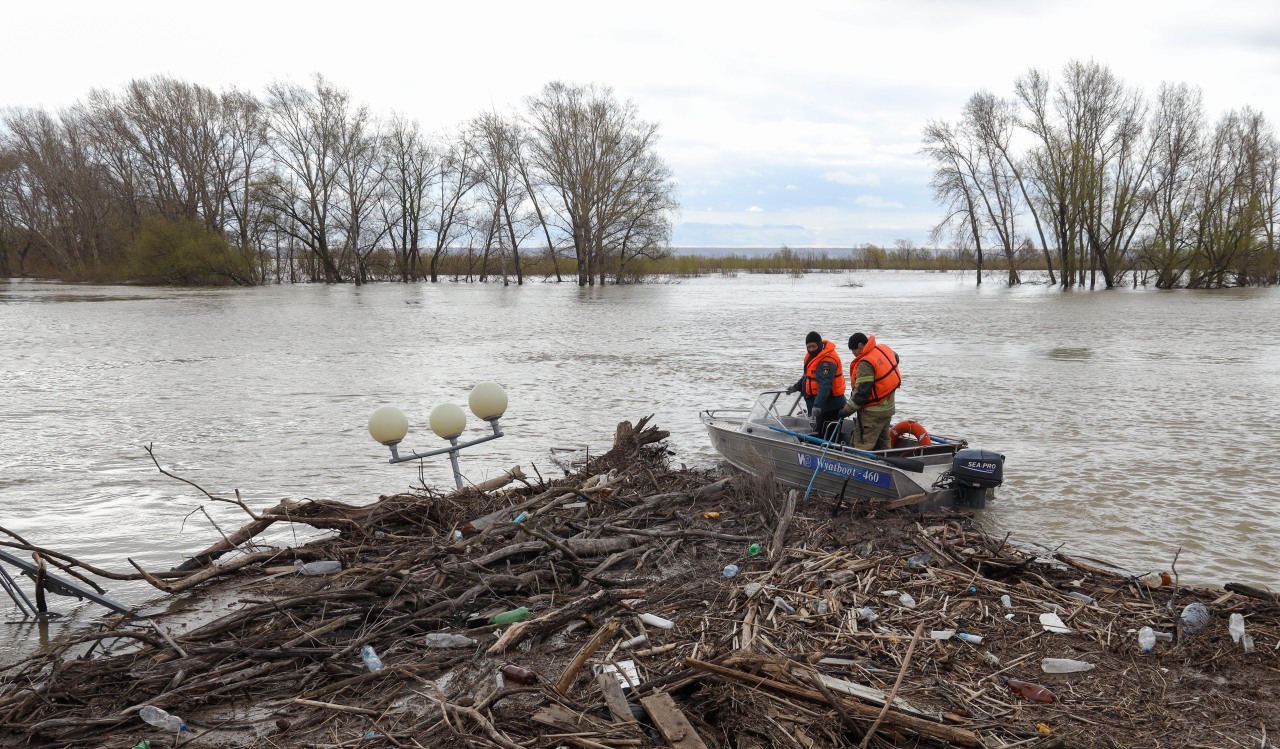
xmin=500 ymin=664 xmax=538 ymax=685
xmin=1000 ymin=594 xmax=1012 ymax=608
xmin=1179 ymin=602 xmax=1209 ymax=636
xmin=855 ymin=607 xmax=878 ymax=622
xmin=1041 ymin=657 xmax=1095 ymax=673
xmin=1138 ymin=626 xmax=1156 ymax=653
xmin=816 ymin=600 xmax=830 ymax=615
xmin=639 ymin=613 xmax=675 ymax=629
xmin=294 ymin=560 xmax=342 ymax=575
xmin=1242 ymin=634 xmax=1255 ymax=653
xmin=491 ymin=607 xmax=530 ymax=625
xmin=748 ymin=543 xmax=762 ymax=556
xmin=1066 ymin=591 xmax=1095 ymax=604
xmin=1229 ymin=613 xmax=1245 ymax=643
xmin=773 ymin=596 xmax=796 ymax=614
xmin=424 ymin=633 xmax=477 ymax=648
xmin=703 ymin=512 xmax=720 ymax=519
xmin=898 ymin=593 xmax=917 ymax=608
xmin=982 ymin=651 xmax=1002 ymax=667
xmin=722 ymin=564 xmax=740 ymax=578
xmin=930 ymin=629 xmax=955 ymax=640
xmin=1139 ymin=571 xmax=1172 ymax=588
xmin=955 ymin=632 xmax=983 ymax=644
xmin=1039 ymin=612 xmax=1071 ymax=634
xmin=1004 ymin=677 xmax=1056 ymax=703
xmin=906 ymin=552 xmax=931 ymax=569
xmin=132 ymin=741 xmax=153 ymax=749
xmin=512 ymin=512 xmax=528 ymax=523
xmin=138 ymin=705 xmax=185 ymax=732
xmin=360 ymin=645 xmax=384 ymax=672
xmin=620 ymin=634 xmax=649 ymax=649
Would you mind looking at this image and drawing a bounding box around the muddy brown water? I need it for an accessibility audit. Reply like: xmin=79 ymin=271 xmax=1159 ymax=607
xmin=1 ymin=271 xmax=1277 ymax=662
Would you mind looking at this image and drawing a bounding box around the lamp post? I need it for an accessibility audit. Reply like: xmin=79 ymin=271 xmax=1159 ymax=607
xmin=367 ymin=382 xmax=509 ymax=490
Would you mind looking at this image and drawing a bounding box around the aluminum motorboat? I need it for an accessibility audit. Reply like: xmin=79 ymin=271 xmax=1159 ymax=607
xmin=701 ymin=391 xmax=1004 ymax=509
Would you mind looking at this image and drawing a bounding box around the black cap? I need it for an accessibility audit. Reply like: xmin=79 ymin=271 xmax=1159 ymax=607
xmin=805 ymin=331 xmax=822 ymax=346
xmin=848 ymin=333 xmax=868 ymax=350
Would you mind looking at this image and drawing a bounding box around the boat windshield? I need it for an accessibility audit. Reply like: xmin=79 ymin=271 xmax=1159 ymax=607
xmin=745 ymin=391 xmax=807 ymax=428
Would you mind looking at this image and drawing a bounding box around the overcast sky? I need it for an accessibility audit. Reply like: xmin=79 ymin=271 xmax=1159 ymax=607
xmin=5 ymin=0 xmax=1279 ymax=248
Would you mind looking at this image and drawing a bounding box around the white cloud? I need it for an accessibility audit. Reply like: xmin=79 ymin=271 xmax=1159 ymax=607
xmin=854 ymin=196 xmax=905 ymax=210
xmin=824 ymin=170 xmax=881 ymax=187
xmin=785 ymin=184 xmax=799 ymax=191
xmin=747 ymin=205 xmax=764 ymax=212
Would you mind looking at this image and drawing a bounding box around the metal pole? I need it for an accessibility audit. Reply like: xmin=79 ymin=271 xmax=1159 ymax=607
xmin=447 ymin=438 xmax=463 ymax=490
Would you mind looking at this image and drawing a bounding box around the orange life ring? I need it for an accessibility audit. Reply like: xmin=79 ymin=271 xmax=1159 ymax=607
xmin=890 ymin=420 xmax=932 ymax=449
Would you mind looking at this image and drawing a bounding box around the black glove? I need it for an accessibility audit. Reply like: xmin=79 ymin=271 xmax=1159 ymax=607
xmin=785 ymin=385 xmax=798 ymax=394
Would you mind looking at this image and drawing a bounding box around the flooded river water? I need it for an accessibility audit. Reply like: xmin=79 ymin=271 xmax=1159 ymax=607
xmin=1 ymin=271 xmax=1277 ymax=660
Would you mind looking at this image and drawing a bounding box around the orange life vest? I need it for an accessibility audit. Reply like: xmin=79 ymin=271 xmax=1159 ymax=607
xmin=852 ymin=336 xmax=900 ymax=407
xmin=803 ymin=340 xmax=847 ymax=398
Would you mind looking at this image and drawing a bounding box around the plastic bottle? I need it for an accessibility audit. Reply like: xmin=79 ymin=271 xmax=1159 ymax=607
xmin=424 ymin=633 xmax=477 ymax=648
xmin=1040 ymin=658 xmax=1095 ymax=673
xmin=491 ymin=607 xmax=530 ymax=625
xmin=748 ymin=543 xmax=762 ymax=556
xmin=722 ymin=564 xmax=740 ymax=578
xmin=855 ymin=607 xmax=878 ymax=622
xmin=1137 ymin=626 xmax=1156 ymax=654
xmin=955 ymin=632 xmax=983 ymax=644
xmin=1000 ymin=594 xmax=1012 ymax=608
xmin=906 ymin=552 xmax=931 ymax=569
xmin=360 ymin=645 xmax=384 ymax=672
xmin=930 ymin=629 xmax=955 ymax=640
xmin=982 ymin=651 xmax=1002 ymax=667
xmin=1004 ymin=678 xmax=1057 ymax=703
xmin=773 ymin=596 xmax=796 ymax=614
xmin=639 ymin=613 xmax=675 ymax=629
xmin=499 ymin=664 xmax=538 ymax=685
xmin=1066 ymin=591 xmax=1095 ymax=604
xmin=139 ymin=705 xmax=185 ymax=732
xmin=620 ymin=634 xmax=649 ymax=649
xmin=899 ymin=592 xmax=917 ymax=608
xmin=294 ymin=560 xmax=342 ymax=575
xmin=1242 ymin=634 xmax=1255 ymax=653
xmin=1229 ymin=613 xmax=1245 ymax=643
xmin=1179 ymin=602 xmax=1209 ymax=636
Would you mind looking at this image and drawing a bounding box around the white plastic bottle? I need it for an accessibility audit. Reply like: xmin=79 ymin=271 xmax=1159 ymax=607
xmin=139 ymin=705 xmax=185 ymax=732
xmin=1041 ymin=657 xmax=1095 ymax=673
xmin=360 ymin=644 xmax=384 ymax=672
xmin=898 ymin=592 xmax=917 ymax=608
xmin=423 ymin=633 xmax=477 ymax=648
xmin=294 ymin=560 xmax=342 ymax=575
xmin=1137 ymin=626 xmax=1156 ymax=653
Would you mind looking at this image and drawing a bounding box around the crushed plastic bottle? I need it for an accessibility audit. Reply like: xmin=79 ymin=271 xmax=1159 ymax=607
xmin=1139 ymin=571 xmax=1172 ymax=588
xmin=898 ymin=592 xmax=917 ymax=608
xmin=855 ymin=607 xmax=878 ymax=622
xmin=748 ymin=543 xmax=762 ymax=557
xmin=620 ymin=634 xmax=649 ymax=649
xmin=1138 ymin=626 xmax=1156 ymax=653
xmin=982 ymin=651 xmax=1002 ymax=667
xmin=1229 ymin=613 xmax=1245 ymax=643
xmin=424 ymin=632 xmax=477 ymax=648
xmin=138 ymin=705 xmax=185 ymax=732
xmin=955 ymin=632 xmax=983 ymax=644
xmin=773 ymin=596 xmax=796 ymax=614
xmin=1066 ymin=591 xmax=1095 ymax=604
xmin=906 ymin=552 xmax=932 ymax=569
xmin=1179 ymin=602 xmax=1209 ymax=636
xmin=491 ymin=607 xmax=530 ymax=625
xmin=1000 ymin=594 xmax=1013 ymax=608
xmin=1040 ymin=657 xmax=1095 ymax=673
xmin=294 ymin=560 xmax=342 ymax=575
xmin=722 ymin=564 xmax=740 ymax=579
xmin=1004 ymin=677 xmax=1057 ymax=703
xmin=360 ymin=645 xmax=384 ymax=672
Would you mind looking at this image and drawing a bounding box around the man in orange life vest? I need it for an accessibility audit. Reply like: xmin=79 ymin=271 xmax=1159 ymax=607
xmin=786 ymin=331 xmax=847 ymax=442
xmin=840 ymin=332 xmax=901 ymax=450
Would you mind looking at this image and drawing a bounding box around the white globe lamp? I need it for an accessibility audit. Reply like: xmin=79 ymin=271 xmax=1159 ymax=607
xmin=429 ymin=403 xmax=467 ymax=440
xmin=468 ymin=382 xmax=508 ymax=421
xmin=367 ymin=406 xmax=409 ymax=445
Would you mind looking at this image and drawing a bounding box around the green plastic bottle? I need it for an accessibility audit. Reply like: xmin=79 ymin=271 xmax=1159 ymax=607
xmin=748 ymin=543 xmax=762 ymax=556
xmin=491 ymin=607 xmax=530 ymax=625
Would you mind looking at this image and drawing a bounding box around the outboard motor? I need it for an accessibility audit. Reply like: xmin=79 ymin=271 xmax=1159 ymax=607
xmin=950 ymin=448 xmax=1005 ymax=508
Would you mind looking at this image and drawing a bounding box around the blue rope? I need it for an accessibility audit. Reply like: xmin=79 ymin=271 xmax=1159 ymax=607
xmin=801 ymin=418 xmax=841 ymax=504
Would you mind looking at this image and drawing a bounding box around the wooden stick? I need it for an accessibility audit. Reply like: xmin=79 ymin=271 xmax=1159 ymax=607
xmin=859 ymin=622 xmax=924 ymax=749
xmin=556 ymin=619 xmax=619 ymax=694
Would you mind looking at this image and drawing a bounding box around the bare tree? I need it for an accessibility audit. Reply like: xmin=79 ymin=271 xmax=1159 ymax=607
xmin=1143 ymin=82 xmax=1205 ymax=287
xmin=472 ymin=110 xmax=533 ymax=285
xmin=922 ymin=117 xmax=988 ymax=284
xmin=380 ymin=115 xmax=438 ymax=281
xmin=425 ymin=127 xmax=480 ymax=282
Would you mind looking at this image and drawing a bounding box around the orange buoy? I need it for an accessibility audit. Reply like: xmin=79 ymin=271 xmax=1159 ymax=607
xmin=889 ymin=419 xmax=932 ymax=449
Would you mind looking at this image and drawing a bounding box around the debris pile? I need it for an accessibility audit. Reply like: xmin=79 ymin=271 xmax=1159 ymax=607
xmin=0 ymin=417 xmax=1277 ymax=748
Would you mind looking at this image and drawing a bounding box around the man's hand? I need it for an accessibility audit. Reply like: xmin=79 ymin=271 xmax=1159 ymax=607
xmin=785 ymin=385 xmax=798 ymax=394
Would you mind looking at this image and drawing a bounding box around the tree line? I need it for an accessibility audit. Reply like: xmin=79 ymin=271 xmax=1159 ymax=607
xmin=0 ymin=76 xmax=676 ymax=286
xmin=923 ymin=59 xmax=1280 ymax=288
